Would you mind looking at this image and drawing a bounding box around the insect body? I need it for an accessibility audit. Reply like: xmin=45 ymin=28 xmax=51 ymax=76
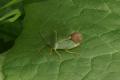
xmin=51 ymin=31 xmax=82 ymax=58
xmin=53 ymin=32 xmax=82 ymax=50
xmin=54 ymin=38 xmax=80 ymax=50
xmin=40 ymin=31 xmax=82 ymax=58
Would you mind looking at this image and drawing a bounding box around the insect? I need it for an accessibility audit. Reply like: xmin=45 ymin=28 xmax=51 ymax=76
xmin=40 ymin=31 xmax=82 ymax=58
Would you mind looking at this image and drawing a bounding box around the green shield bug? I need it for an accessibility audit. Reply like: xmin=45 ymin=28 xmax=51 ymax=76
xmin=40 ymin=31 xmax=82 ymax=58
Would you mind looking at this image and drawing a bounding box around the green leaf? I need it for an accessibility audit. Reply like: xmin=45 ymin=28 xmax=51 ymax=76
xmin=3 ymin=0 xmax=120 ymax=80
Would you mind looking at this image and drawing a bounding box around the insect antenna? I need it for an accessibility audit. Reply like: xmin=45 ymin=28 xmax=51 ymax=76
xmin=38 ymin=32 xmax=51 ymax=48
xmin=53 ymin=30 xmax=58 ymax=44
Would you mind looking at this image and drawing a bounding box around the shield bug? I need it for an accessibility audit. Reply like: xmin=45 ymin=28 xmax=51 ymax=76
xmin=40 ymin=31 xmax=82 ymax=58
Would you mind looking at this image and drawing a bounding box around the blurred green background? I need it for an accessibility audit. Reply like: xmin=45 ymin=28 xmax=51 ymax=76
xmin=0 ymin=0 xmax=24 ymax=53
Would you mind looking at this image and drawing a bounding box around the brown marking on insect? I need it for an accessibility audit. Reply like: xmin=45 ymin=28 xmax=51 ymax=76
xmin=70 ymin=32 xmax=82 ymax=43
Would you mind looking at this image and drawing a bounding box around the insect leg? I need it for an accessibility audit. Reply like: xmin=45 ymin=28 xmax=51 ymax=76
xmin=39 ymin=32 xmax=51 ymax=47
xmin=65 ymin=49 xmax=79 ymax=55
xmin=55 ymin=50 xmax=62 ymax=60
xmin=65 ymin=49 xmax=76 ymax=54
xmin=38 ymin=45 xmax=46 ymax=54
xmin=65 ymin=49 xmax=80 ymax=57
xmin=49 ymin=48 xmax=53 ymax=55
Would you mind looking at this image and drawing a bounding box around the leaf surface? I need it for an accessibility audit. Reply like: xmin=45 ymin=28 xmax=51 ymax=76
xmin=3 ymin=0 xmax=120 ymax=80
